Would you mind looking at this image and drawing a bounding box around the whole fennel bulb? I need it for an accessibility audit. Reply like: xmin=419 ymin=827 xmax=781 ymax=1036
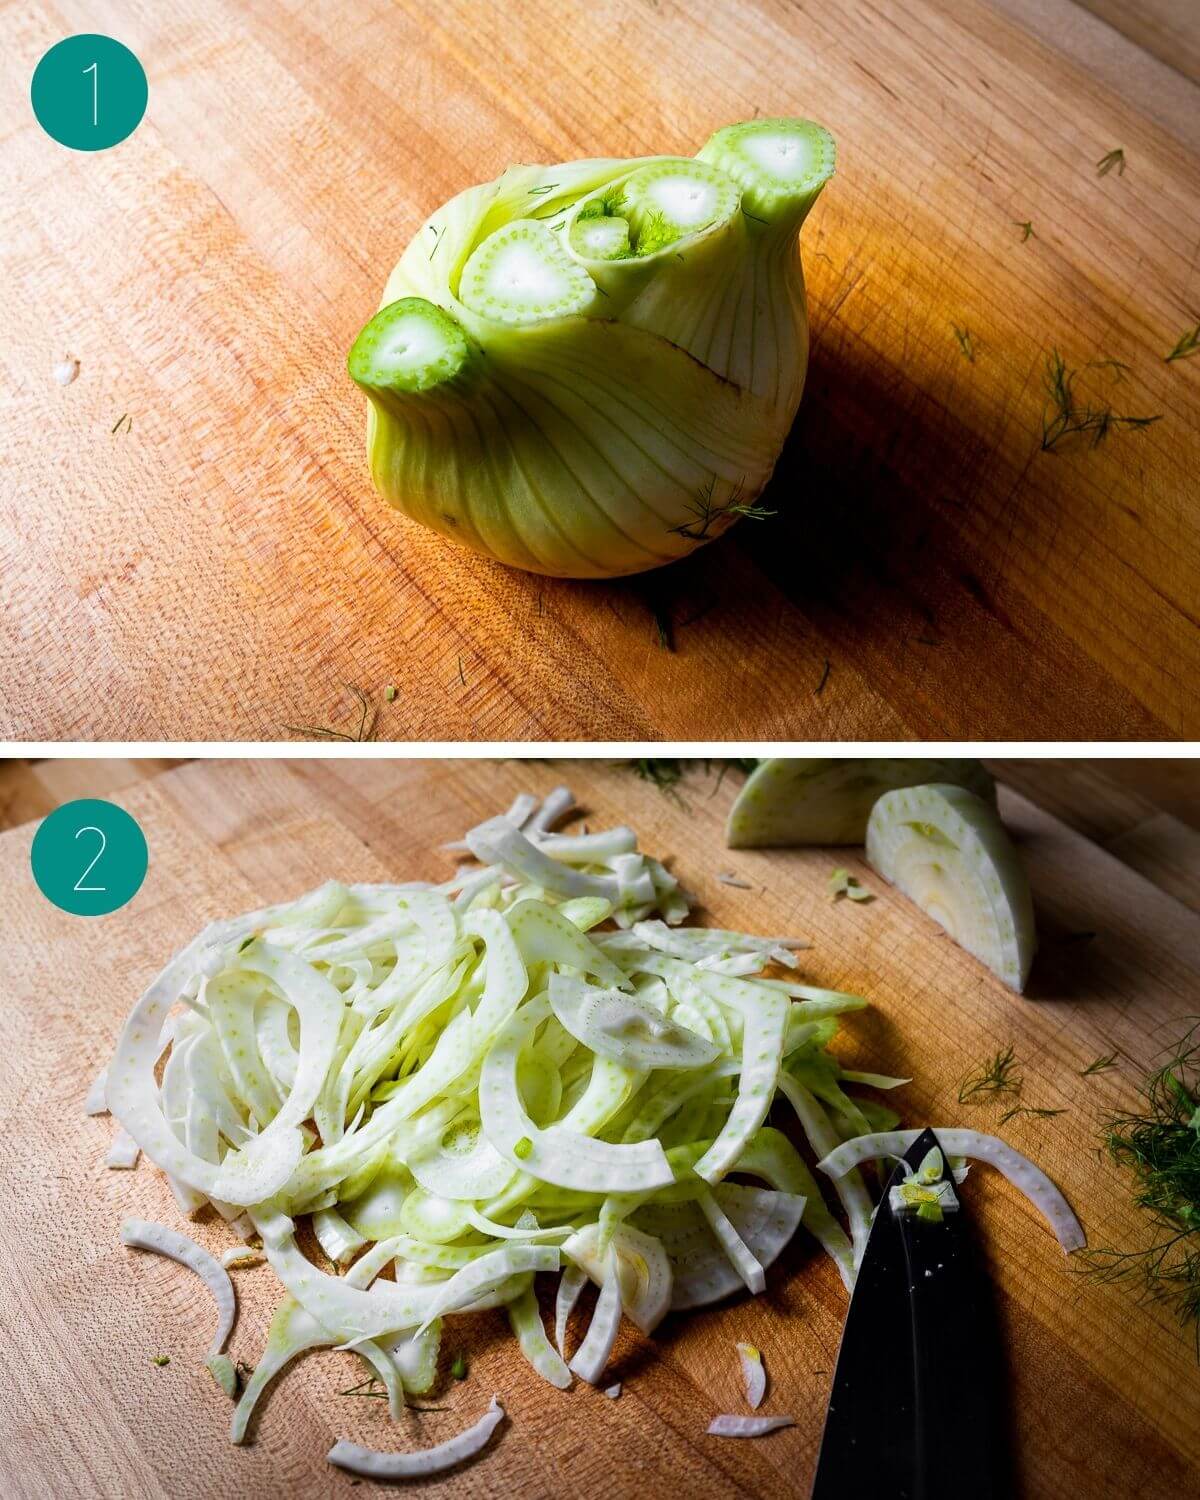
xmin=348 ymin=118 xmax=835 ymax=578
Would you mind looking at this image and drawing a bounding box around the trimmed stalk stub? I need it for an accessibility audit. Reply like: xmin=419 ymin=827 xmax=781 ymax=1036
xmin=348 ymin=297 xmax=473 ymax=395
xmin=698 ymin=117 xmax=837 ymax=225
xmin=349 ymin=117 xmax=836 ymax=578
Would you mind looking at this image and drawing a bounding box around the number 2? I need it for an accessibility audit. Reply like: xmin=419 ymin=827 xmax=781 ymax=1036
xmin=83 ymin=61 xmax=98 ymax=126
xmin=74 ymin=825 xmax=107 ymax=892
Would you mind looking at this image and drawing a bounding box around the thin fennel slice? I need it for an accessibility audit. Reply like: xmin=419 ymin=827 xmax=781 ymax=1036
xmin=480 ymin=996 xmax=672 ymax=1192
xmin=555 ymin=1263 xmax=587 ymax=1356
xmin=549 ymin=973 xmax=719 ymax=1070
xmin=737 ymin=1342 xmax=766 ymax=1409
xmin=708 ymin=1413 xmax=793 ymax=1438
xmin=121 ymin=1219 xmax=236 ymax=1363
xmin=698 ymin=1191 xmax=765 ymax=1294
xmin=106 ymin=1128 xmax=141 ymax=1169
xmin=726 ymin=758 xmax=995 ymax=848
xmin=508 ymin=1284 xmax=572 ymax=1389
xmin=85 ymin=1065 xmax=109 ymax=1115
xmin=312 ymin=1207 xmax=366 ymax=1265
xmin=562 ymin=1222 xmax=672 ymax=1334
xmin=569 ymin=1257 xmax=623 ymax=1384
xmin=328 ymin=1396 xmax=505 ymax=1479
xmin=817 ymin=1129 xmax=1084 ymax=1252
xmin=865 ymin=784 xmax=1036 ymax=991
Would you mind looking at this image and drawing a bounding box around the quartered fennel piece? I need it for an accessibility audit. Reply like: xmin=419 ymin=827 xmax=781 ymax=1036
xmin=865 ymin=784 xmax=1036 ymax=991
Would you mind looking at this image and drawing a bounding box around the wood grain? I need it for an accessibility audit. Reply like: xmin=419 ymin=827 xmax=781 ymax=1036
xmin=1 ymin=0 xmax=1198 ymax=740
xmin=2 ymin=757 xmax=1200 ymax=1498
xmin=1077 ymin=0 xmax=1200 ymax=86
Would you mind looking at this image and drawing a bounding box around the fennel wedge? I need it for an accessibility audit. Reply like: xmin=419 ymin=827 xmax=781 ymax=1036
xmin=865 ymin=784 xmax=1036 ymax=992
xmin=727 ymin=758 xmax=995 ymax=848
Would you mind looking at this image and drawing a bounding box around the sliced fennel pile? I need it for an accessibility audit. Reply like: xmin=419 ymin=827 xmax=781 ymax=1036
xmin=100 ymin=785 xmax=880 ymax=1462
xmin=865 ymin=784 xmax=1036 ymax=992
xmin=98 ymin=781 xmax=1077 ymax=1476
xmin=349 ymin=118 xmax=835 ymax=578
xmin=726 ymin=759 xmax=995 ymax=848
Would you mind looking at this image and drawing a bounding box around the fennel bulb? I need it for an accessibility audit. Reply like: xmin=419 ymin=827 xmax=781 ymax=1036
xmin=348 ymin=118 xmax=835 ymax=577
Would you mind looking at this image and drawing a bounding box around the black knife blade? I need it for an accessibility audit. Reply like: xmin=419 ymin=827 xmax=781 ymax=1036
xmin=810 ymin=1128 xmax=1012 ymax=1500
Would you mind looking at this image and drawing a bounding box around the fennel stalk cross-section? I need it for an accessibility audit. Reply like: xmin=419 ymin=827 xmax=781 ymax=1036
xmin=348 ymin=119 xmax=836 ymax=577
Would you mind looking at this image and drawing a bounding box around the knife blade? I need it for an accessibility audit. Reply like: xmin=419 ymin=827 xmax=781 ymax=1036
xmin=810 ymin=1127 xmax=1012 ymax=1500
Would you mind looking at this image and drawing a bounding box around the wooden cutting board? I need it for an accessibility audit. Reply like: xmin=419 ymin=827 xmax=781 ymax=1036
xmin=2 ymin=757 xmax=1199 ymax=1498
xmin=2 ymin=0 xmax=1198 ymax=741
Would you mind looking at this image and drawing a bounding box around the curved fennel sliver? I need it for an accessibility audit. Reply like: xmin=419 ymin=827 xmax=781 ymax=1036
xmin=507 ymin=1284 xmax=572 ymax=1390
xmin=737 ymin=1342 xmax=766 ymax=1409
xmin=328 ymin=1396 xmax=506 ymax=1480
xmin=121 ymin=1218 xmax=236 ymax=1374
xmin=479 ymin=995 xmax=672 ymax=1193
xmin=569 ymin=1260 xmax=624 ymax=1385
xmin=231 ymin=1296 xmax=402 ymax=1444
xmin=817 ymin=1129 xmax=1085 ymax=1253
xmin=555 ymin=1263 xmax=587 ymax=1357
xmin=708 ymin=1414 xmax=793 ymax=1438
xmin=548 ymin=972 xmax=720 ymax=1071
xmin=865 ymin=784 xmax=1036 ymax=992
xmin=208 ymin=943 xmax=344 ymax=1205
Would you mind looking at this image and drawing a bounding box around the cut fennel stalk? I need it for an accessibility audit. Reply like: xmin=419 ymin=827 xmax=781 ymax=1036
xmin=865 ymin=784 xmax=1037 ymax=991
xmin=348 ymin=118 xmax=835 ymax=578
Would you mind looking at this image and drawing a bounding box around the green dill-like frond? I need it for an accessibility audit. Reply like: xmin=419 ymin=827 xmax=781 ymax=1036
xmin=1166 ymin=323 xmax=1200 ymax=363
xmin=1096 ymin=147 xmax=1125 ymax=177
xmin=635 ymin=209 xmax=681 ymax=257
xmin=958 ymin=1045 xmax=1022 ymax=1104
xmin=1040 ymin=349 xmax=1161 ymax=452
xmin=1081 ymin=1052 xmax=1119 ymax=1076
xmin=1079 ymin=1020 xmax=1200 ymax=1354
xmin=626 ymin=759 xmax=689 ymax=805
xmin=952 ymin=324 xmax=976 ymax=363
xmin=668 ymin=477 xmax=770 ymax=542
xmin=1000 ymin=1104 xmax=1066 ymax=1125
xmin=284 ymin=684 xmax=377 ymax=743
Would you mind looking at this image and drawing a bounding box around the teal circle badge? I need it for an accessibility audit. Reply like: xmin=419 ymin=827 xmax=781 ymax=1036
xmin=31 ymin=799 xmax=148 ymax=917
xmin=31 ymin=34 xmax=148 ymax=152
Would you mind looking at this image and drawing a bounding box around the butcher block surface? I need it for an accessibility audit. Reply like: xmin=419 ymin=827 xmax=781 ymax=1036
xmin=2 ymin=0 xmax=1199 ymax=741
xmin=2 ymin=756 xmax=1199 ymax=1497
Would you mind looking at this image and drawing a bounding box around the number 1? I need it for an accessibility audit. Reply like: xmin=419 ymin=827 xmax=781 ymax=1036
xmin=74 ymin=826 xmax=107 ymax=892
xmin=83 ymin=61 xmax=98 ymax=126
